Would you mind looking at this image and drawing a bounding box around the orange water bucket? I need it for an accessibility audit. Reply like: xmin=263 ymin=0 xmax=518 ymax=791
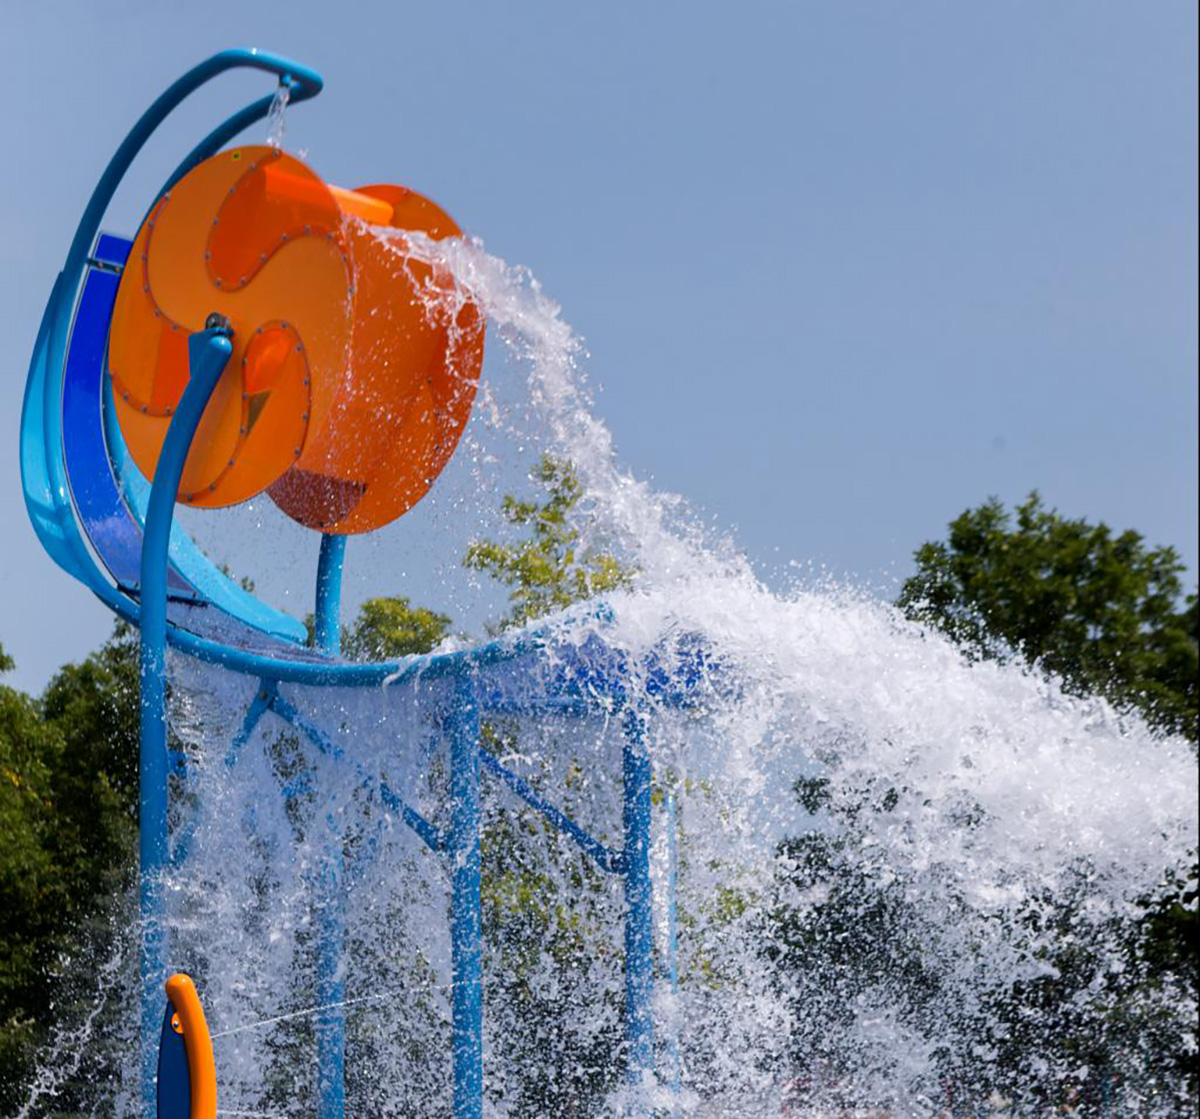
xmin=109 ymin=145 xmax=484 ymax=534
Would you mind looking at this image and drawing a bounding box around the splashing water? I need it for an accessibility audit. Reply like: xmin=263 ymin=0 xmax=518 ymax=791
xmin=21 ymin=224 xmax=1197 ymax=1117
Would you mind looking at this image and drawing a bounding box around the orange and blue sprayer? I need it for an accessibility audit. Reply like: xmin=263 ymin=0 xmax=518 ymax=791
xmin=22 ymin=47 xmax=699 ymax=1119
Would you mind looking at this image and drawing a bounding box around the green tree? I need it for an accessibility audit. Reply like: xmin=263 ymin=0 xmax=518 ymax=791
xmin=344 ymin=597 xmax=452 ymax=660
xmin=889 ymin=493 xmax=1198 ymax=1105
xmin=465 ymin=457 xmax=637 ymax=1113
xmin=0 ymin=626 xmax=139 ymax=1110
xmin=897 ymin=492 xmax=1198 ymax=742
xmin=464 ymin=455 xmax=633 ymax=629
xmin=0 ymin=642 xmax=64 ymax=1100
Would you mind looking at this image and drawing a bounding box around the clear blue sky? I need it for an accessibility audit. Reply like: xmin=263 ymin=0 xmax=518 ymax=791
xmin=2 ymin=1 xmax=1196 ymax=692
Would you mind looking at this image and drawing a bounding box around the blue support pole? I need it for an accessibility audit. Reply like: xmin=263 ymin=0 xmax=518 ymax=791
xmin=315 ymin=833 xmax=346 ymax=1119
xmin=664 ymin=788 xmax=681 ymax=1108
xmin=139 ymin=321 xmax=232 ymax=1115
xmin=314 ymin=533 xmax=346 ymax=654
xmin=448 ymin=671 xmax=483 ymax=1119
xmin=313 ymin=533 xmax=346 ymax=1119
xmin=622 ymin=707 xmax=655 ymax=1093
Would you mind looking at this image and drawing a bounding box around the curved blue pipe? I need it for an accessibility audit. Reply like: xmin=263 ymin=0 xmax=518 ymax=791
xmin=21 ymin=49 xmax=324 ymax=658
xmin=139 ymin=325 xmax=233 ymax=1113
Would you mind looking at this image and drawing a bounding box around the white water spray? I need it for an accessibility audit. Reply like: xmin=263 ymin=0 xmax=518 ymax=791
xmin=20 ymin=222 xmax=1197 ymax=1117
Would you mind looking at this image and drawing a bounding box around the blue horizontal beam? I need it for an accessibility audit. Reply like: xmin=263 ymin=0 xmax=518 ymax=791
xmin=226 ymin=678 xmax=626 ymax=869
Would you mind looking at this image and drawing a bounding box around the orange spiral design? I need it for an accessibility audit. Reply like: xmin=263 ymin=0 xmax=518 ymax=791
xmin=109 ymin=145 xmax=484 ymax=533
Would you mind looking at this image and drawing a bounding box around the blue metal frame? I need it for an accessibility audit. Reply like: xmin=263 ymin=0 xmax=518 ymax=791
xmin=312 ymin=532 xmax=346 ymax=1119
xmin=448 ymin=673 xmax=484 ymax=1119
xmin=139 ymin=325 xmax=233 ymax=1108
xmin=21 ymin=48 xmax=693 ymax=1119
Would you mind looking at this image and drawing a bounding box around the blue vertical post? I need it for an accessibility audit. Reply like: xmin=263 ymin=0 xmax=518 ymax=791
xmin=622 ymin=706 xmax=655 ymax=1092
xmin=448 ymin=670 xmax=483 ymax=1119
xmin=664 ymin=788 xmax=681 ymax=1108
xmin=314 ymin=533 xmax=346 ymax=653
xmin=139 ymin=321 xmax=232 ymax=1115
xmin=313 ymin=532 xmax=346 ymax=1119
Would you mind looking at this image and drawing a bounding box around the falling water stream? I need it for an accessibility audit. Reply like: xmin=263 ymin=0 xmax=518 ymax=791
xmin=17 ymin=177 xmax=1197 ymax=1119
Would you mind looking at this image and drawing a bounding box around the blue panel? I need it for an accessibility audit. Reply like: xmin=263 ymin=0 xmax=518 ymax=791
xmin=63 ymin=261 xmax=193 ymax=595
xmin=21 ymin=270 xmax=115 ymax=594
xmin=156 ymin=1001 xmax=191 ymax=1118
xmin=67 ymin=231 xmax=308 ymax=645
xmin=99 ymin=304 xmax=309 ymax=646
xmin=93 ymin=233 xmax=132 ymax=268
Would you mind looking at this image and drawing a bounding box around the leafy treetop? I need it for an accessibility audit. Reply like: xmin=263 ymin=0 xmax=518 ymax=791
xmin=344 ymin=597 xmax=453 ymax=661
xmin=897 ymin=492 xmax=1198 ymax=741
xmin=463 ymin=455 xmax=633 ymax=629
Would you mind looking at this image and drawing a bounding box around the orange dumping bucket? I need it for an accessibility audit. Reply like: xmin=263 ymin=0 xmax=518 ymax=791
xmin=109 ymin=145 xmax=484 ymax=534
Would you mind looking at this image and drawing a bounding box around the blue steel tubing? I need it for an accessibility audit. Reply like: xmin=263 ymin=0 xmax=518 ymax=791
xmin=238 ymin=682 xmax=445 ymax=851
xmin=312 ymin=532 xmax=347 ymax=1119
xmin=224 ymin=680 xmax=278 ymax=768
xmin=61 ymin=50 xmax=319 ymax=286
xmin=14 ymin=46 xmax=725 ymax=1117
xmin=138 ymin=325 xmax=233 ymax=1115
xmin=622 ymin=707 xmax=656 ymax=1088
xmin=664 ymin=789 xmax=682 ymax=1108
xmin=41 ymin=51 xmax=320 ymax=548
xmin=479 ymin=749 xmax=623 ymax=872
xmin=448 ymin=672 xmax=484 ymax=1119
xmin=315 ymin=534 xmax=348 ymax=655
xmin=377 ymin=782 xmax=447 ymax=854
xmin=315 ymin=827 xmax=347 ymax=1119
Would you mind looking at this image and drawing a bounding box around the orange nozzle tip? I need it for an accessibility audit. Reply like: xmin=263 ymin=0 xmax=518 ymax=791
xmin=164 ymin=972 xmax=217 ymax=1118
xmin=165 ymin=973 xmax=196 ymax=997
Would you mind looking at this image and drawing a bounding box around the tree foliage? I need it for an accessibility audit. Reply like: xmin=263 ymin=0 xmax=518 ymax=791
xmin=343 ymin=596 xmax=452 ymax=661
xmin=0 ymin=625 xmax=139 ymax=1109
xmin=464 ymin=455 xmax=633 ymax=628
xmin=884 ymin=493 xmax=1198 ymax=1104
xmin=465 ymin=458 xmax=635 ymax=1111
xmin=897 ymin=492 xmax=1198 ymax=742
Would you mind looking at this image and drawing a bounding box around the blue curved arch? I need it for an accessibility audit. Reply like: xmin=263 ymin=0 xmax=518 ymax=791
xmin=20 ymin=49 xmax=322 ymax=659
